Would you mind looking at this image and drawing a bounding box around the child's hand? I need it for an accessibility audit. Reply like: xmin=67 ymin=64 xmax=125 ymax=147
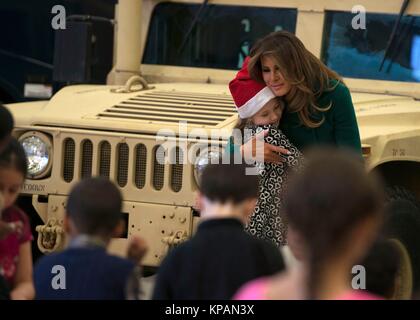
xmin=0 ymin=221 xmax=23 ymax=240
xmin=193 ymin=192 xmax=201 ymax=212
xmin=10 ymin=289 xmax=28 ymax=300
xmin=127 ymin=236 xmax=148 ymax=264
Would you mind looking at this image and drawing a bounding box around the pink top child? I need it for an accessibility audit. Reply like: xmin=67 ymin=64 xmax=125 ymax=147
xmin=0 ymin=206 xmax=33 ymax=286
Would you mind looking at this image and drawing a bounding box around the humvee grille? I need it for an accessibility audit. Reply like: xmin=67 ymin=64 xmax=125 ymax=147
xmin=153 ymin=146 xmax=165 ymax=190
xmin=63 ymin=138 xmax=75 ymax=182
xmin=99 ymin=141 xmax=111 ymax=178
xmin=61 ymin=138 xmax=186 ymax=193
xmin=134 ymin=144 xmax=147 ymax=189
xmin=171 ymin=147 xmax=183 ymax=193
xmin=81 ymin=140 xmax=93 ymax=178
xmin=117 ymin=143 xmax=129 ymax=187
xmin=97 ymin=91 xmax=236 ymax=126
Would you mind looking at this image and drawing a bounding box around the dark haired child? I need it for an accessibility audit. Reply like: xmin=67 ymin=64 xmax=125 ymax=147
xmin=0 ymin=104 xmax=19 ymax=242
xmin=0 ymin=138 xmax=35 ymax=300
xmin=34 ymin=177 xmax=147 ymax=299
xmin=152 ymin=161 xmax=285 ymax=300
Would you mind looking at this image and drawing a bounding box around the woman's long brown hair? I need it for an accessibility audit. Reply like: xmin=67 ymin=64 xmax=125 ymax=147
xmin=248 ymin=31 xmax=343 ymax=128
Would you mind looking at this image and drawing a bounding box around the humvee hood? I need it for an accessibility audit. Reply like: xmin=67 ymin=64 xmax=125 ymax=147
xmin=351 ymin=92 xmax=419 ymax=115
xmin=28 ymin=83 xmax=238 ymax=138
xmin=351 ymin=92 xmax=420 ymax=140
xmin=12 ymin=84 xmax=420 ymax=140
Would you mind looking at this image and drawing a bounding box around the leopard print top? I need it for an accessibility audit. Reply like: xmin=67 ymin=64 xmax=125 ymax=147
xmin=243 ymin=124 xmax=303 ymax=247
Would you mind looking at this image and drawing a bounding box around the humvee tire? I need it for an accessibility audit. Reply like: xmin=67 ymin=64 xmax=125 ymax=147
xmin=383 ymin=187 xmax=420 ymax=299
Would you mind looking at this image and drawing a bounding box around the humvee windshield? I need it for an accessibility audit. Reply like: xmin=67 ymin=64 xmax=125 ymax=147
xmin=323 ymin=11 xmax=420 ymax=82
xmin=142 ymin=2 xmax=297 ymax=70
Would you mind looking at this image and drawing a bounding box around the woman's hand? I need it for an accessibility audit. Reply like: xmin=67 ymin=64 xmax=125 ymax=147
xmin=239 ymin=130 xmax=290 ymax=164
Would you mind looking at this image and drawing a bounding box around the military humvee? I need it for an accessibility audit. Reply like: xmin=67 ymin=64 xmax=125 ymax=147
xmin=5 ymin=0 xmax=420 ymax=296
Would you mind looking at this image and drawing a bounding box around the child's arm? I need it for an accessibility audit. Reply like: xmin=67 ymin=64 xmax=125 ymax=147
xmin=125 ymin=237 xmax=149 ymax=300
xmin=284 ymin=143 xmax=303 ymax=172
xmin=10 ymin=242 xmax=35 ymax=300
xmin=0 ymin=221 xmax=23 ymax=240
xmin=127 ymin=236 xmax=148 ymax=264
xmin=277 ymin=131 xmax=303 ymax=171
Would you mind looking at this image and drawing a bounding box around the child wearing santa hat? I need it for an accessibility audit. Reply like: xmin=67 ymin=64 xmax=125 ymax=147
xmin=229 ymin=56 xmax=303 ymax=247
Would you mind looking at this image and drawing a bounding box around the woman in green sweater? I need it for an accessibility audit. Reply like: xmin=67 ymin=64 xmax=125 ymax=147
xmin=228 ymin=31 xmax=362 ymax=161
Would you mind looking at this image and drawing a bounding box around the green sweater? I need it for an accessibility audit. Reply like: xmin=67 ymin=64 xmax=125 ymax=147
xmin=226 ymin=81 xmax=362 ymax=154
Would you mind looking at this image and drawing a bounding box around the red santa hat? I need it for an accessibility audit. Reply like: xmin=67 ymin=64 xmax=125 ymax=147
xmin=229 ymin=56 xmax=276 ymax=119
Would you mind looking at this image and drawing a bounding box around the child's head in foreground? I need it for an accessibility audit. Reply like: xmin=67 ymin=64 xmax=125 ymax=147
xmin=198 ymin=160 xmax=259 ymax=222
xmin=284 ymin=147 xmax=385 ymax=298
xmin=0 ymin=138 xmax=27 ymax=211
xmin=65 ymin=177 xmax=124 ymax=240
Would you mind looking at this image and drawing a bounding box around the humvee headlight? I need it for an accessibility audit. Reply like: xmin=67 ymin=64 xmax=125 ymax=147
xmin=19 ymin=132 xmax=53 ymax=179
xmin=193 ymin=145 xmax=223 ymax=186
